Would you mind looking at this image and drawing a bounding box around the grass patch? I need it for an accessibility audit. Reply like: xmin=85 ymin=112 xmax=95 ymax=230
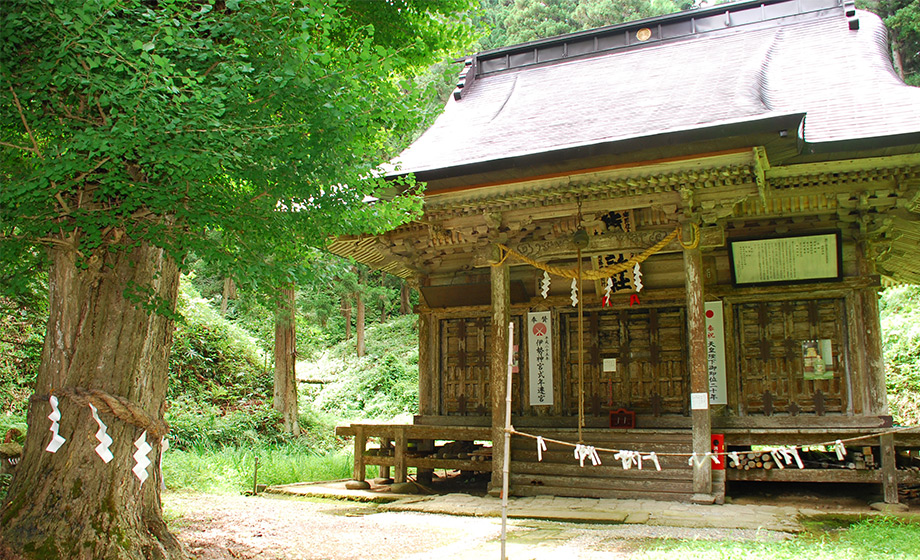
xmin=163 ymin=443 xmax=356 ymax=494
xmin=642 ymin=518 xmax=920 ymax=560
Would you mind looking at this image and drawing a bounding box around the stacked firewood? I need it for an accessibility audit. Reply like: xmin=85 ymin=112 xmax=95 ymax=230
xmin=728 ymin=448 xmax=880 ymax=471
xmin=729 ymin=451 xmax=780 ymax=471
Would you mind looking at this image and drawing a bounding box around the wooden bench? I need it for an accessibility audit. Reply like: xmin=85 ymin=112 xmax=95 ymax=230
xmin=335 ymin=423 xmax=491 ymax=484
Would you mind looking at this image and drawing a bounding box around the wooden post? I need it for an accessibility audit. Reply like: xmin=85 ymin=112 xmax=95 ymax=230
xmin=684 ymin=229 xmax=713 ymax=502
xmin=418 ymin=312 xmax=436 ymax=416
xmin=394 ymin=427 xmax=408 ymax=484
xmin=862 ymin=288 xmax=888 ymax=415
xmin=880 ymin=433 xmax=899 ymax=505
xmin=490 ymin=246 xmax=511 ymax=492
xmin=353 ymin=426 xmax=366 ymax=482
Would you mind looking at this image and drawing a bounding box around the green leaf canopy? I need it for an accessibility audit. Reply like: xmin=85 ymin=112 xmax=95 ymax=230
xmin=1 ymin=0 xmax=474 ymax=288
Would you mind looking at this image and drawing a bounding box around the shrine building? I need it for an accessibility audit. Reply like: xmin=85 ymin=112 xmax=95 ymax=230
xmin=331 ymin=0 xmax=920 ymax=504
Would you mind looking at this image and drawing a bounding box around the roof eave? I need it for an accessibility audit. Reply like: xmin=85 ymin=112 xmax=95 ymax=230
xmin=391 ymin=112 xmax=807 ymax=190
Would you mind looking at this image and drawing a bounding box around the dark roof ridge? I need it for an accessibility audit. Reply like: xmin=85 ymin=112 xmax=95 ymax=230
xmin=466 ymin=0 xmax=848 ymax=82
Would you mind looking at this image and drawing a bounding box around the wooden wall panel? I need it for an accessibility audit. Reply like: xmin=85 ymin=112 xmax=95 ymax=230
xmin=561 ymin=306 xmax=688 ymax=416
xmin=735 ymin=298 xmax=848 ymax=415
xmin=438 ymin=316 xmax=523 ymax=415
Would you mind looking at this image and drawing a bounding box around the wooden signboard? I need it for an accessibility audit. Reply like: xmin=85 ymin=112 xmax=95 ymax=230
xmin=729 ymin=232 xmax=841 ymax=286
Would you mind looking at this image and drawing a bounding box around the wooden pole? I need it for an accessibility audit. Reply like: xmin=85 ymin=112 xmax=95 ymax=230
xmin=501 ymin=321 xmax=514 ymax=560
xmin=490 ymin=246 xmax=511 ymax=492
xmin=577 ymin=248 xmax=585 ymax=443
xmin=684 ymin=226 xmax=713 ymax=502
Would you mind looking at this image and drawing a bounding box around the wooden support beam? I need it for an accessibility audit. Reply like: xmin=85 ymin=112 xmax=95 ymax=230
xmin=418 ymin=312 xmax=437 ymax=415
xmin=490 ymin=246 xmax=511 ymax=492
xmin=880 ymin=433 xmax=899 ymax=505
xmin=353 ymin=425 xmax=366 ymax=482
xmin=684 ymin=231 xmax=713 ymax=502
xmin=394 ymin=427 xmax=408 ymax=484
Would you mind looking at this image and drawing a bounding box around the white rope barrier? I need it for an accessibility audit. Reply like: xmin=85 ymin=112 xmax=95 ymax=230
xmin=507 ymin=425 xmax=918 ymax=471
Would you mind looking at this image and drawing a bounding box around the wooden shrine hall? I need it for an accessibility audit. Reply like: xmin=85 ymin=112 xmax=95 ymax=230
xmin=331 ymin=0 xmax=920 ymax=504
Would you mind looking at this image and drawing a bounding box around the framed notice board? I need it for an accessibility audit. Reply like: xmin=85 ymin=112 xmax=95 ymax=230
xmin=729 ymin=232 xmax=842 ymax=286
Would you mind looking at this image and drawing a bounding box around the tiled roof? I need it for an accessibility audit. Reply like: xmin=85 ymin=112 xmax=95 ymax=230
xmin=390 ymin=4 xmax=920 ymax=177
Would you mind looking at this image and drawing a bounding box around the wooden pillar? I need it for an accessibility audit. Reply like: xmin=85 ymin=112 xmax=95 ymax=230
xmin=394 ymin=428 xmax=408 ymax=484
xmin=379 ymin=439 xmax=391 ymax=481
xmin=352 ymin=426 xmax=366 ymax=482
xmin=861 ymin=288 xmax=888 ymax=415
xmin=880 ymin=433 xmax=899 ymax=504
xmin=490 ymin=248 xmax=511 ymax=492
xmin=684 ymin=235 xmax=713 ymax=502
xmin=418 ymin=312 xmax=437 ymax=416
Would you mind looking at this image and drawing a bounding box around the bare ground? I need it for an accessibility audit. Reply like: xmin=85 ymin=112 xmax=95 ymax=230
xmin=164 ymin=492 xmax=797 ymax=560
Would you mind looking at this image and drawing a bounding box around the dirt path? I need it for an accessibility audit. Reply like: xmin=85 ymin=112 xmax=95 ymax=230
xmin=164 ymin=492 xmax=792 ymax=560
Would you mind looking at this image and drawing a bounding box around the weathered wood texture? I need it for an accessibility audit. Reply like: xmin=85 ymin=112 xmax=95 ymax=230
xmin=561 ymin=307 xmax=687 ymax=415
xmin=734 ymin=298 xmax=848 ymax=415
xmin=508 ymin=430 xmax=715 ymax=501
xmin=684 ymin=244 xmax=712 ymax=499
xmin=491 ymin=258 xmax=511 ymax=490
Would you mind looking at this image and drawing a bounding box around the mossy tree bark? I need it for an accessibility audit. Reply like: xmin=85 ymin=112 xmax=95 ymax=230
xmin=0 ymin=238 xmax=183 ymax=560
xmin=273 ymin=286 xmax=299 ymax=435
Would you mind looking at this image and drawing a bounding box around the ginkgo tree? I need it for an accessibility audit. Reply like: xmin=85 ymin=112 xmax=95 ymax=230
xmin=0 ymin=0 xmax=473 ymax=558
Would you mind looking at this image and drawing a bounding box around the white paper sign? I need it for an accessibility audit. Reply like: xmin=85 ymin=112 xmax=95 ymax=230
xmin=704 ymin=301 xmax=728 ymax=405
xmin=602 ymin=358 xmax=617 ymax=373
xmin=691 ymin=392 xmax=709 ymax=410
xmin=527 ymin=311 xmax=554 ymax=406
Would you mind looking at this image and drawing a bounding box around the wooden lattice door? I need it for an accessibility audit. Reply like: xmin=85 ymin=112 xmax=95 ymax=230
xmin=735 ymin=298 xmax=849 ymax=415
xmin=562 ymin=307 xmax=688 ymax=416
xmin=439 ymin=316 xmax=522 ymax=415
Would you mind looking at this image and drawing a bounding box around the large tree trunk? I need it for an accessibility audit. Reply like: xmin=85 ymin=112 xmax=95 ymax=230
xmin=273 ymin=286 xmax=299 ymax=435
xmin=0 ymin=238 xmax=184 ymax=560
xmin=342 ymin=299 xmax=352 ymax=340
xmin=400 ymin=281 xmax=411 ymax=315
xmin=219 ymin=277 xmax=236 ymax=316
xmin=355 ymin=292 xmax=366 ymax=357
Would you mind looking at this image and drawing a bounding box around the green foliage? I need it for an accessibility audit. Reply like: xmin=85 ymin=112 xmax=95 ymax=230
xmin=0 ymin=0 xmax=475 ymax=311
xmin=0 ymin=294 xmax=46 ymax=417
xmin=163 ymin=444 xmax=355 ymax=494
xmin=169 ymin=279 xmax=270 ymax=406
xmin=879 ymin=285 xmax=920 ymax=425
xmin=643 ymin=518 xmax=920 ymax=560
xmin=862 ymin=1 xmax=920 ymax=85
xmin=476 ymin=0 xmax=694 ymax=49
xmin=312 ymin=314 xmax=420 ymax=420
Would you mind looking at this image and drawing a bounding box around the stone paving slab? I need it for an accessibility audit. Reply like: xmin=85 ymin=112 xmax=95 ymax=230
xmin=267 ymin=480 xmax=880 ymax=533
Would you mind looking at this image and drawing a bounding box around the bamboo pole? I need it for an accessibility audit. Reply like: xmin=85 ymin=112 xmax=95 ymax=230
xmin=501 ymin=321 xmax=515 ymax=560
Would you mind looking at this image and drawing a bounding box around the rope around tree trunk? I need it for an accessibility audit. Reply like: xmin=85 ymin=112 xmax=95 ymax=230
xmin=32 ymin=387 xmax=168 ymax=439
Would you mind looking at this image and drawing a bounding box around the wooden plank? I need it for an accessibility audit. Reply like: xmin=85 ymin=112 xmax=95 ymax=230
xmin=335 ymin=424 xmax=491 ymax=441
xmin=712 ymin=416 xmax=892 ymax=430
xmin=511 ymin=484 xmax=694 ymax=502
xmin=684 ymin=238 xmax=712 ymax=499
xmin=509 ymin=474 xmax=694 ymax=496
xmin=511 ymin=454 xmax=692 ymax=473
xmin=726 ymin=469 xmax=883 ymax=483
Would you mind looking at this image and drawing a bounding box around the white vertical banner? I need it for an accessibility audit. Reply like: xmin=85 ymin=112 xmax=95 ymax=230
xmin=705 ymin=301 xmax=727 ymax=405
xmin=527 ymin=311 xmax=554 ymax=406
